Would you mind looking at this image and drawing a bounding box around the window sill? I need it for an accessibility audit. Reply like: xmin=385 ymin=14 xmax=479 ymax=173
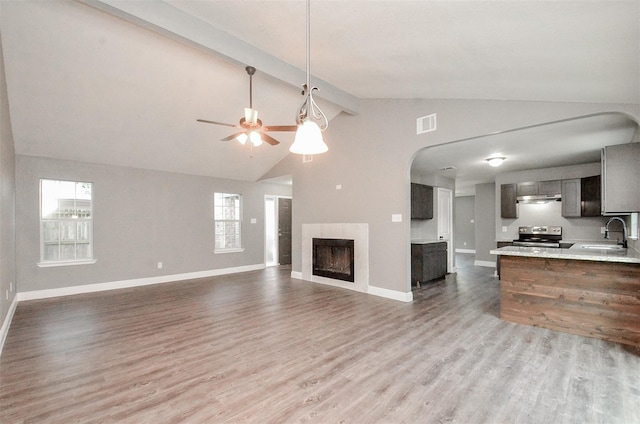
xmin=214 ymin=248 xmax=245 ymax=254
xmin=38 ymin=259 xmax=97 ymax=268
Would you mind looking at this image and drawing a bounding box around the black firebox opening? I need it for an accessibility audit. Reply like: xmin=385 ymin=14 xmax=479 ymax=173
xmin=312 ymin=238 xmax=355 ymax=283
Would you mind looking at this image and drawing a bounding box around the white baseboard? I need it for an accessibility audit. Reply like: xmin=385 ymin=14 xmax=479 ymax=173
xmin=474 ymin=260 xmax=496 ymax=268
xmin=455 ymin=249 xmax=476 ymax=254
xmin=0 ymin=296 xmax=19 ymax=357
xmin=367 ymin=285 xmax=413 ymax=302
xmin=16 ymin=263 xmax=265 ymax=302
xmin=292 ymin=270 xmax=412 ymax=303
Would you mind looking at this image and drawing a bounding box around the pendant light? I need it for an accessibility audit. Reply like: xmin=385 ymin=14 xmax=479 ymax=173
xmin=289 ymin=0 xmax=328 ymax=155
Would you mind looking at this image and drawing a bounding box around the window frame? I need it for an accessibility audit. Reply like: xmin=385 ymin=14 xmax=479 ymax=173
xmin=38 ymin=179 xmax=96 ymax=267
xmin=214 ymin=192 xmax=244 ymax=254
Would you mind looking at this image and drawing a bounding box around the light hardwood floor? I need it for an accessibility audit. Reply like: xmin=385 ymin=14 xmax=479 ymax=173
xmin=1 ymin=254 xmax=639 ymax=423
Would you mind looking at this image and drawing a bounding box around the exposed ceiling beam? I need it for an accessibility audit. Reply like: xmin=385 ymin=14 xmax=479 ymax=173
xmin=77 ymin=0 xmax=359 ymax=116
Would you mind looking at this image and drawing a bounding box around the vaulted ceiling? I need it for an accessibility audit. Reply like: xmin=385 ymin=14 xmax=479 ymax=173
xmin=1 ymin=1 xmax=638 ymax=183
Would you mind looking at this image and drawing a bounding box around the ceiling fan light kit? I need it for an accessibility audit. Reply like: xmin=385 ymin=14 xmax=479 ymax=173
xmin=290 ymin=0 xmax=329 ymax=156
xmin=197 ymin=65 xmax=296 ymax=149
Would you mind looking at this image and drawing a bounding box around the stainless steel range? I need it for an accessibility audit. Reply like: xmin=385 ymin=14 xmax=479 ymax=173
xmin=513 ymin=226 xmax=562 ymax=247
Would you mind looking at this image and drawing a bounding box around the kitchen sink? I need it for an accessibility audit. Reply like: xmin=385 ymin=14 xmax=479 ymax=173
xmin=578 ymin=244 xmax=626 ymax=251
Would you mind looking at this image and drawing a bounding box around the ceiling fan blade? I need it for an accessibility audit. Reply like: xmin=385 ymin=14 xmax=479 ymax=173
xmin=262 ymin=125 xmax=298 ymax=132
xmin=260 ymin=132 xmax=281 ymax=146
xmin=221 ymin=131 xmax=246 ymax=142
xmin=197 ymin=119 xmax=239 ymax=128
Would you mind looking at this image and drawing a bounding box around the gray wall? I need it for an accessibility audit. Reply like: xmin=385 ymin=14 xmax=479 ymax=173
xmin=16 ymin=155 xmax=291 ymax=292
xmin=474 ymin=184 xmax=496 ymax=263
xmin=263 ymin=99 xmax=638 ymax=296
xmin=454 ymin=196 xmax=475 ymax=251
xmin=0 ymin=22 xmax=17 ymax=326
xmin=495 ymin=162 xmax=608 ymax=242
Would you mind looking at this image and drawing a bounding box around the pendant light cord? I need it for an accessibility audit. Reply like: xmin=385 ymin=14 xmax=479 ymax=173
xmin=296 ymin=0 xmax=328 ymax=131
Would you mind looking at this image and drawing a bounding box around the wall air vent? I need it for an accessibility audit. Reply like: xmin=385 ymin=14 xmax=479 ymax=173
xmin=417 ymin=113 xmax=437 ymax=135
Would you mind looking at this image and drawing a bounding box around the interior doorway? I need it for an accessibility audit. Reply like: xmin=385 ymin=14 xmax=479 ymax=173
xmin=265 ymin=195 xmax=292 ymax=267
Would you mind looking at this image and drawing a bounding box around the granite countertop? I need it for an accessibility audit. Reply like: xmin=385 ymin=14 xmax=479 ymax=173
xmin=490 ymin=244 xmax=640 ymax=264
xmin=411 ymin=239 xmax=446 ymax=244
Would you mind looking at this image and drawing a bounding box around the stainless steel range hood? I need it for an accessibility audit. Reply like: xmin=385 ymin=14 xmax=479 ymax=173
xmin=517 ymin=194 xmax=562 ymax=203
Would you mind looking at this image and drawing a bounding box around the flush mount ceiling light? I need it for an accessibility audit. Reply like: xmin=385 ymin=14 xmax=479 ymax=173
xmin=486 ymin=157 xmax=506 ymax=167
xmin=289 ymin=0 xmax=329 ymax=156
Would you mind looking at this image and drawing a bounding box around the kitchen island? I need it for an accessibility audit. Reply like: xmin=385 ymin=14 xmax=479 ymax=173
xmin=491 ymin=244 xmax=640 ymax=347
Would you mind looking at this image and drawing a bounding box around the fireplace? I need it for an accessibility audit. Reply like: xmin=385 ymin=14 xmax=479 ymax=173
xmin=312 ymin=238 xmax=355 ymax=283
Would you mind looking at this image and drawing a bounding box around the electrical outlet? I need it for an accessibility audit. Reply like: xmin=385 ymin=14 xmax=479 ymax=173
xmin=502 ymin=226 xmax=508 ymax=233
xmin=601 ymin=227 xmax=606 ymax=234
xmin=392 ymin=214 xmax=402 ymax=223
xmin=157 ymin=262 xmax=163 ymax=269
xmin=336 ymin=184 xmax=342 ymax=190
xmin=250 ymin=218 xmax=257 ymax=224
xmin=464 ymin=242 xmax=467 ymax=246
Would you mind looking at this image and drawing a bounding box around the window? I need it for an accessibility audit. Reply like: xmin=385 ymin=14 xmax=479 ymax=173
xmin=39 ymin=179 xmax=94 ymax=266
xmin=214 ymin=192 xmax=243 ymax=253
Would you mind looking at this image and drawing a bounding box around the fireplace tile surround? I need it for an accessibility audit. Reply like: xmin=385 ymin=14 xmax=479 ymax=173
xmin=302 ymin=223 xmax=369 ymax=293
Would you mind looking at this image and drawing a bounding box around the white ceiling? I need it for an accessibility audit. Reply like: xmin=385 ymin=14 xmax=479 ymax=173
xmin=411 ymin=113 xmax=639 ymax=196
xmin=1 ymin=1 xmax=638 ymax=183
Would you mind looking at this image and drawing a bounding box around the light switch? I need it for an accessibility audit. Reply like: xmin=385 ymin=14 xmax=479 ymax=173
xmin=392 ymin=214 xmax=402 ymax=222
xmin=502 ymin=226 xmax=508 ymax=233
xmin=251 ymin=218 xmax=257 ymax=224
xmin=336 ymin=184 xmax=342 ymax=190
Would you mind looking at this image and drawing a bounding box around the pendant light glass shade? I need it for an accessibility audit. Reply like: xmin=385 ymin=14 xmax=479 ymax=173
xmin=290 ymin=119 xmax=328 ymax=154
xmin=290 ymin=0 xmax=328 ymax=156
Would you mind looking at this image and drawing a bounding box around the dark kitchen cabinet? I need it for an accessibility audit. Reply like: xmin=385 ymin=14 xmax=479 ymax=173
xmin=561 ymin=179 xmax=581 ymax=217
xmin=500 ymin=184 xmax=518 ymax=218
xmin=581 ymin=175 xmax=601 ymax=217
xmin=496 ymin=241 xmax=513 ymax=279
xmin=601 ymin=143 xmax=640 ymax=214
xmin=411 ymin=242 xmax=447 ymax=286
xmin=516 ymin=182 xmax=538 ymax=197
xmin=411 ymin=183 xmax=433 ymax=219
xmin=562 ymin=176 xmax=601 ymax=217
xmin=517 ymin=180 xmax=561 ymax=196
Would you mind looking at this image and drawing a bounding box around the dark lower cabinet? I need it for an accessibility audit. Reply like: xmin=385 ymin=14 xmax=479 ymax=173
xmin=496 ymin=241 xmax=513 ymax=279
xmin=411 ymin=242 xmax=447 ymax=286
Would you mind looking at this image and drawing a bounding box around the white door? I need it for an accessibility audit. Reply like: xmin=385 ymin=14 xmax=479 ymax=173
xmin=437 ymin=188 xmax=454 ymax=272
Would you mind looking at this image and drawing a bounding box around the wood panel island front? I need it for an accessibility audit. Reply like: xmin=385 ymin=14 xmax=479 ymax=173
xmin=491 ymin=245 xmax=640 ymax=347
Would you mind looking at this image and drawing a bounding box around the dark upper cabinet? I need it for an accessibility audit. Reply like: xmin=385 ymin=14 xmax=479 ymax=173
xmin=562 ymin=176 xmax=601 ymax=218
xmin=501 ymin=184 xmax=518 ymax=218
xmin=411 ymin=183 xmax=433 ymax=219
xmin=581 ymin=175 xmax=601 ymax=217
xmin=561 ymin=179 xmax=581 ymax=217
xmin=601 ymin=143 xmax=640 ymax=214
xmin=517 ymin=180 xmax=561 ymax=196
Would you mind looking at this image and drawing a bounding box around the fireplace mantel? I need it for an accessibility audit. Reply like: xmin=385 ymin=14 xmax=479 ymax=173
xmin=301 ymin=224 xmax=369 ymax=293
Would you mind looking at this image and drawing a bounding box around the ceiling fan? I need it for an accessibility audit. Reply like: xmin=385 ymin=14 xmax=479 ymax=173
xmin=197 ymin=66 xmax=297 ymax=147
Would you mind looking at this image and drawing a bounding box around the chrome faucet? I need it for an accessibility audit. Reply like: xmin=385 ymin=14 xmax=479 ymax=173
xmin=604 ymin=217 xmax=628 ymax=248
